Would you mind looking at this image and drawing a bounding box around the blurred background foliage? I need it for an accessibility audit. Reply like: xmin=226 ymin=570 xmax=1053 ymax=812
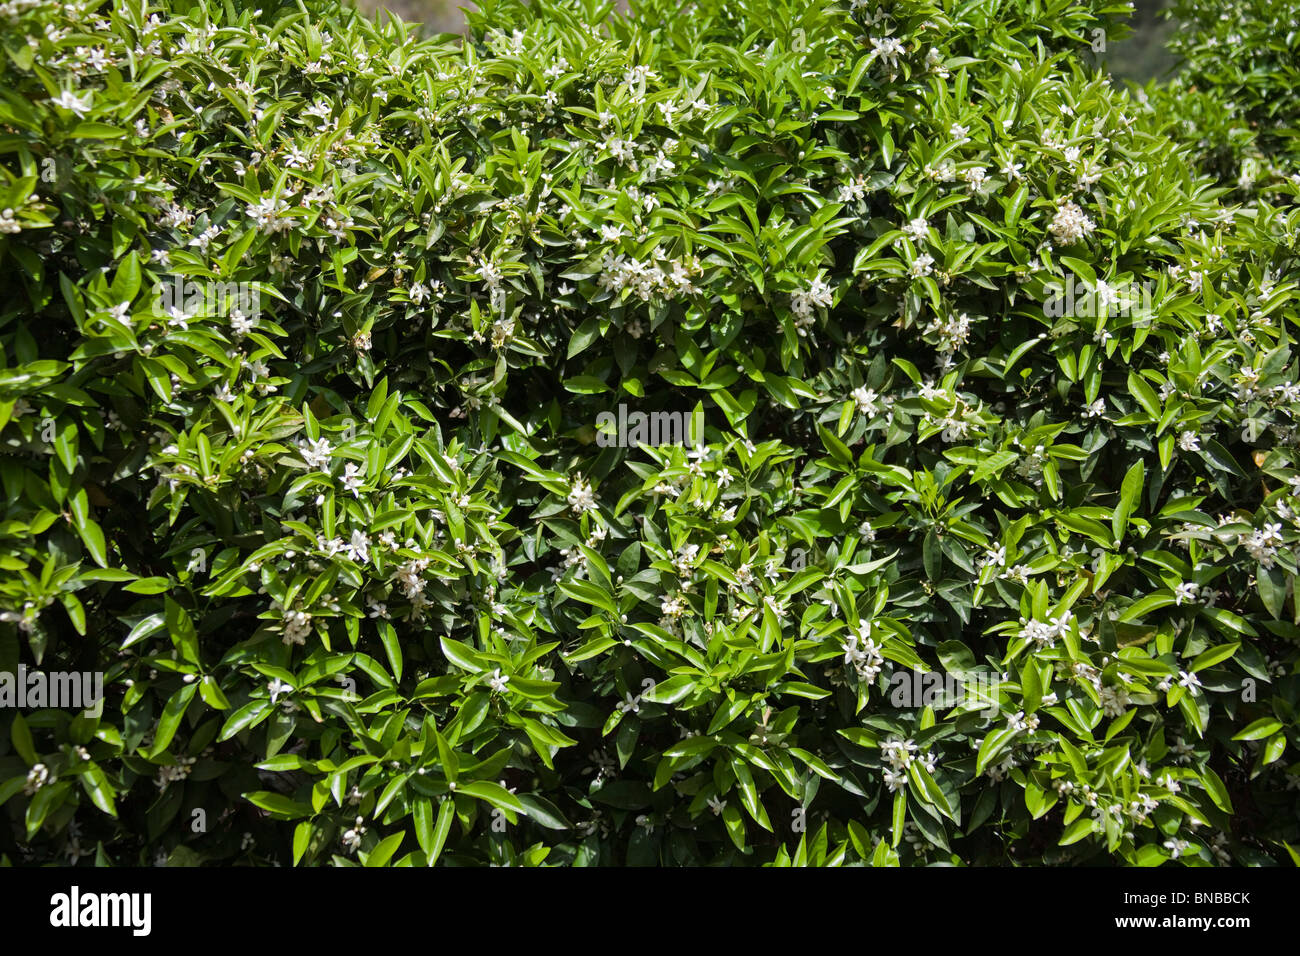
xmin=1106 ymin=0 xmax=1177 ymax=80
xmin=354 ymin=0 xmax=476 ymax=35
xmin=352 ymin=0 xmax=1177 ymax=80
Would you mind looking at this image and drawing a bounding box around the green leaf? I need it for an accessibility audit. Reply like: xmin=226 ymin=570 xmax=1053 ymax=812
xmin=1189 ymin=643 xmax=1239 ymax=672
xmin=71 ymin=121 xmax=127 ymax=139
xmin=891 ymin=790 xmax=906 ymax=847
xmin=10 ymin=712 xmax=36 ymax=764
xmin=1200 ymin=768 xmax=1233 ymax=814
xmin=363 ymin=831 xmax=404 ymax=867
xmin=440 ymin=637 xmax=485 ymax=673
xmin=293 ymin=822 xmax=313 ymax=865
xmin=413 ymin=798 xmax=436 ymax=856
xmin=731 ymin=759 xmax=772 ymax=832
xmin=1059 ymin=816 xmax=1095 ymax=846
xmin=428 ymin=798 xmax=455 ymax=865
xmin=1112 ymin=459 xmax=1144 ymax=543
xmin=150 ymin=683 xmax=197 ymax=756
xmin=377 ymin=619 xmax=402 ymax=683
xmin=243 ymin=791 xmax=313 ymax=819
xmin=563 ymin=375 xmax=609 ymax=394
xmin=219 ymin=699 xmax=273 ymax=741
xmin=1060 ymin=256 xmax=1097 ymax=286
xmin=722 ymin=802 xmax=746 ymax=850
xmin=76 ymin=519 xmax=109 ymax=568
xmin=517 ymin=793 xmax=572 ymax=830
xmin=1117 ymin=592 xmax=1176 ymax=623
xmin=455 ymin=780 xmax=526 ymax=814
xmin=165 ymin=596 xmax=200 ymax=666
xmin=198 ymin=676 xmax=230 ymax=710
xmin=641 ymin=675 xmax=695 ymax=704
xmin=1232 ymin=717 xmax=1282 ymax=741
xmin=567 ymin=316 xmax=601 ymax=358
xmin=79 ymin=763 xmax=117 ymax=817
xmin=1257 ymin=567 xmax=1286 ymax=619
xmin=1127 ymin=372 xmax=1161 ymax=419
xmin=976 ymin=726 xmax=1018 ymax=775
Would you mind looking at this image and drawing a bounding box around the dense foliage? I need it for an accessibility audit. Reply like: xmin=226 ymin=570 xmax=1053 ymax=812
xmin=1159 ymin=0 xmax=1300 ymax=190
xmin=1 ymin=0 xmax=1298 ymax=866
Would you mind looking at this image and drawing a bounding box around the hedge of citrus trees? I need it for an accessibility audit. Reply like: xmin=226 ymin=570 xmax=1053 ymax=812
xmin=0 ymin=0 xmax=1298 ymax=865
